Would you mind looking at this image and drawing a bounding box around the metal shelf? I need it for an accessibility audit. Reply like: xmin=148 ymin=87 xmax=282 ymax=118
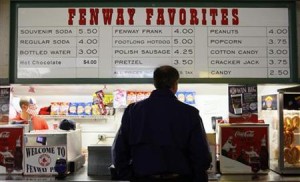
xmin=39 ymin=115 xmax=113 ymax=120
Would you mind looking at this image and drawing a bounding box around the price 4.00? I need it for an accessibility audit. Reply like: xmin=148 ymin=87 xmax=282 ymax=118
xmin=83 ymin=59 xmax=97 ymax=64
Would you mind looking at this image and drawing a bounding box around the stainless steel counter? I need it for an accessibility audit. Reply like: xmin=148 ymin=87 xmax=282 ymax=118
xmin=1 ymin=164 xmax=300 ymax=182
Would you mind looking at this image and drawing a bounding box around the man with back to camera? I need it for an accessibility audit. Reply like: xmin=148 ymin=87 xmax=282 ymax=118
xmin=12 ymin=97 xmax=49 ymax=130
xmin=111 ymin=65 xmax=212 ymax=182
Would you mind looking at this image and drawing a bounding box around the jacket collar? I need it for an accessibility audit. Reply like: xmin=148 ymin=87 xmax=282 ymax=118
xmin=150 ymin=89 xmax=177 ymax=99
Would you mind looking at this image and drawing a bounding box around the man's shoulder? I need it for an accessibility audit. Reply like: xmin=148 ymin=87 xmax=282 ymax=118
xmin=128 ymin=98 xmax=149 ymax=108
xmin=176 ymin=100 xmax=199 ymax=112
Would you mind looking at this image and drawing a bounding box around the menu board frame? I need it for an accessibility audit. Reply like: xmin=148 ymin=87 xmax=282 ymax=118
xmin=0 ymin=79 xmax=9 ymax=85
xmin=9 ymin=1 xmax=298 ymax=84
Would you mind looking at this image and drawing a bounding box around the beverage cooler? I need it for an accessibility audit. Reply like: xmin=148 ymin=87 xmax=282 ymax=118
xmin=0 ymin=125 xmax=25 ymax=174
xmin=261 ymin=86 xmax=300 ymax=174
xmin=219 ymin=123 xmax=269 ymax=174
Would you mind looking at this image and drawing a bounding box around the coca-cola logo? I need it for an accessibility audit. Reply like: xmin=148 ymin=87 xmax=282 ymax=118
xmin=0 ymin=131 xmax=10 ymax=138
xmin=235 ymin=130 xmax=254 ymax=138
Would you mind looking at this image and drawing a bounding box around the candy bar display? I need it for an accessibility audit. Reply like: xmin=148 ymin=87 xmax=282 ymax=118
xmin=92 ymin=90 xmax=115 ymax=116
xmin=176 ymin=91 xmax=196 ymax=105
xmin=68 ymin=102 xmax=78 ymax=115
xmin=113 ymin=89 xmax=127 ymax=109
xmin=50 ymin=102 xmax=60 ymax=115
xmin=126 ymin=91 xmax=137 ymax=105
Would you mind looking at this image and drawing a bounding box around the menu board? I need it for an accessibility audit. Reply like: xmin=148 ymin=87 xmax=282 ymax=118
xmin=12 ymin=4 xmax=297 ymax=82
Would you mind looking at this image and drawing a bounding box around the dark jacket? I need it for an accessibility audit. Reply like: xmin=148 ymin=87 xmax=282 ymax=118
xmin=112 ymin=89 xmax=212 ymax=182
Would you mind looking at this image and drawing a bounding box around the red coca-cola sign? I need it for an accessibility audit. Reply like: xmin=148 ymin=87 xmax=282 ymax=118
xmin=0 ymin=127 xmax=24 ymax=174
xmin=220 ymin=124 xmax=269 ymax=174
xmin=0 ymin=132 xmax=10 ymax=139
xmin=235 ymin=130 xmax=254 ymax=138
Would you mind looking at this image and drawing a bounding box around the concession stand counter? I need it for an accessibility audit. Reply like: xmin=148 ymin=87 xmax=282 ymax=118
xmin=87 ymin=133 xmax=217 ymax=177
xmin=23 ymin=129 xmax=84 ymax=175
xmin=3 ymin=0 xmax=299 ymax=180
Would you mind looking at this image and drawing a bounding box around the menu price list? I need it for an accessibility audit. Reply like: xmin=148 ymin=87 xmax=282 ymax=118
xmin=207 ymin=26 xmax=289 ymax=78
xmin=16 ymin=8 xmax=291 ymax=79
xmin=18 ymin=26 xmax=197 ymax=78
xmin=112 ymin=26 xmax=195 ymax=78
xmin=17 ymin=26 xmax=290 ymax=79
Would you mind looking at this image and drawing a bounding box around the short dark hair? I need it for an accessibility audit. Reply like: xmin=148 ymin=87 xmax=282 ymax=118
xmin=19 ymin=97 xmax=30 ymax=107
xmin=153 ymin=65 xmax=179 ymax=89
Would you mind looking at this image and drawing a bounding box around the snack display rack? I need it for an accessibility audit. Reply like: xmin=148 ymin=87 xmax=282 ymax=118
xmin=40 ymin=115 xmax=113 ymax=121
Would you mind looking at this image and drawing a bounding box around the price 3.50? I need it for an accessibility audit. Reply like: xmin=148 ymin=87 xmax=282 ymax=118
xmin=172 ymin=59 xmax=194 ymax=66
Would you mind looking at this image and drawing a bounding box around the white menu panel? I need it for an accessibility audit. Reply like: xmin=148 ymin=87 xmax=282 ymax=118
xmin=16 ymin=7 xmax=290 ymax=79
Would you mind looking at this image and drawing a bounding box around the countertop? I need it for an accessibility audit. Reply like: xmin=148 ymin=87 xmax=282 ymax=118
xmin=2 ymin=164 xmax=300 ymax=181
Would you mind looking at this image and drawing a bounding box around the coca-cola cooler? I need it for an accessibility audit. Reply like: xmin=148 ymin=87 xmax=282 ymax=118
xmin=219 ymin=124 xmax=269 ymax=174
xmin=261 ymin=86 xmax=300 ymax=174
xmin=0 ymin=125 xmax=25 ymax=174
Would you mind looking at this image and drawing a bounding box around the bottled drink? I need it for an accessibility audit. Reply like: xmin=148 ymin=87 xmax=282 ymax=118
xmin=0 ymin=147 xmax=14 ymax=174
xmin=250 ymin=156 xmax=260 ymax=173
xmin=259 ymin=135 xmax=269 ymax=170
xmin=14 ymin=136 xmax=23 ymax=171
xmin=5 ymin=156 xmax=14 ymax=173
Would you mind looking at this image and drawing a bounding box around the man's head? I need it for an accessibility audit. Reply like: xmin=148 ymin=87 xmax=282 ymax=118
xmin=19 ymin=97 xmax=37 ymax=115
xmin=153 ymin=65 xmax=179 ymax=93
xmin=19 ymin=97 xmax=30 ymax=112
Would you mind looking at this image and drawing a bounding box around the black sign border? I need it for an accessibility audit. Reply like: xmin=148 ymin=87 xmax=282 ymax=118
xmin=10 ymin=0 xmax=298 ymax=84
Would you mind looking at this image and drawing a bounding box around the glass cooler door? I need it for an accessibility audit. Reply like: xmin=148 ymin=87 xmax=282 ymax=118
xmin=278 ymin=86 xmax=300 ymax=174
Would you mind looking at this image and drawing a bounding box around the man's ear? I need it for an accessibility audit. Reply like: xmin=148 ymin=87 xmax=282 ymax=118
xmin=170 ymin=83 xmax=178 ymax=94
